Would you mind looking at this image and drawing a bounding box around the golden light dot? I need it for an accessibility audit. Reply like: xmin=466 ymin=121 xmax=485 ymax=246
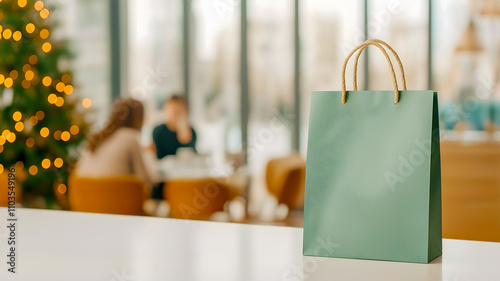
xmin=23 ymin=64 xmax=32 ymax=72
xmin=15 ymin=161 xmax=24 ymax=170
xmin=55 ymin=97 xmax=64 ymax=107
xmin=12 ymin=31 xmax=22 ymax=41
xmin=42 ymin=76 xmax=52 ymax=86
xmin=2 ymin=130 xmax=10 ymax=138
xmin=29 ymin=165 xmax=38 ymax=175
xmin=57 ymin=183 xmax=67 ymax=194
xmin=15 ymin=122 xmax=24 ymax=132
xmin=61 ymin=131 xmax=70 ymax=141
xmin=61 ymin=74 xmax=71 ymax=83
xmin=0 ymin=145 xmax=3 ymax=154
xmin=22 ymin=80 xmax=30 ymax=89
xmin=70 ymin=125 xmax=79 ymax=135
xmin=2 ymin=29 xmax=12 ymax=39
xmin=26 ymin=23 xmax=35 ymax=34
xmin=0 ymin=164 xmax=3 ymax=174
xmin=34 ymin=0 xmax=44 ymax=11
xmin=7 ymin=133 xmax=16 ymax=143
xmin=13 ymin=111 xmax=22 ymax=121
xmin=36 ymin=111 xmax=45 ymax=120
xmin=47 ymin=93 xmax=57 ymax=104
xmin=4 ymin=78 xmax=13 ymax=88
xmin=29 ymin=55 xmax=38 ymax=64
xmin=41 ymin=158 xmax=51 ymax=169
xmin=10 ymin=70 xmax=18 ymax=79
xmin=40 ymin=127 xmax=49 ymax=138
xmin=53 ymin=130 xmax=62 ymax=140
xmin=39 ymin=28 xmax=49 ymax=39
xmin=0 ymin=137 xmax=5 ymax=146
xmin=64 ymin=85 xmax=73 ymax=95
xmin=39 ymin=8 xmax=49 ymax=19
xmin=29 ymin=116 xmax=38 ymax=126
xmin=25 ymin=70 xmax=35 ymax=81
xmin=54 ymin=158 xmax=63 ymax=168
xmin=18 ymin=0 xmax=27 ymax=8
xmin=55 ymin=82 xmax=65 ymax=92
xmin=0 ymin=74 xmax=4 ymax=84
xmin=82 ymin=98 xmax=92 ymax=108
xmin=26 ymin=137 xmax=35 ymax=148
xmin=42 ymin=42 xmax=51 ymax=53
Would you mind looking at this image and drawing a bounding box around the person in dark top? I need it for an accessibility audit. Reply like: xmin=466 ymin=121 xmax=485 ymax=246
xmin=152 ymin=95 xmax=197 ymax=159
xmin=151 ymin=95 xmax=197 ymax=200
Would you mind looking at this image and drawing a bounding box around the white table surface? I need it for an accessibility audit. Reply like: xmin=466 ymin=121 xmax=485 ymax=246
xmin=0 ymin=208 xmax=499 ymax=281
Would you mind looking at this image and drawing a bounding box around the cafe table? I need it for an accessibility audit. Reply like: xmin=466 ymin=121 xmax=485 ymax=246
xmin=0 ymin=208 xmax=499 ymax=280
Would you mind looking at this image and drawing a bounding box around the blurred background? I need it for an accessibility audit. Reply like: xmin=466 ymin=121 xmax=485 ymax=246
xmin=1 ymin=0 xmax=500 ymax=241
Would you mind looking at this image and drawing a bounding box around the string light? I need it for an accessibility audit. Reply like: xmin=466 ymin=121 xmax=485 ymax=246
xmin=25 ymin=23 xmax=35 ymax=33
xmin=7 ymin=133 xmax=16 ymax=143
xmin=34 ymin=1 xmax=44 ymax=11
xmin=41 ymin=159 xmax=51 ymax=169
xmin=40 ymin=127 xmax=49 ymax=138
xmin=53 ymin=130 xmax=61 ymax=140
xmin=0 ymin=164 xmax=3 ymax=174
xmin=47 ymin=93 xmax=57 ymax=104
xmin=15 ymin=161 xmax=24 ymax=170
xmin=42 ymin=42 xmax=51 ymax=53
xmin=22 ymin=80 xmax=31 ymax=89
xmin=25 ymin=70 xmax=34 ymax=81
xmin=15 ymin=122 xmax=24 ymax=132
xmin=3 ymin=29 xmax=12 ymax=39
xmin=55 ymin=82 xmax=65 ymax=92
xmin=0 ymin=146 xmax=4 ymax=154
xmin=29 ymin=116 xmax=38 ymax=126
xmin=55 ymin=96 xmax=64 ymax=107
xmin=0 ymin=74 xmax=4 ymax=84
xmin=61 ymin=74 xmax=71 ymax=83
xmin=36 ymin=111 xmax=45 ymax=120
xmin=10 ymin=70 xmax=18 ymax=79
xmin=29 ymin=55 xmax=38 ymax=64
xmin=2 ymin=130 xmax=10 ymax=138
xmin=39 ymin=8 xmax=49 ymax=19
xmin=42 ymin=76 xmax=52 ymax=86
xmin=4 ymin=77 xmax=13 ymax=88
xmin=29 ymin=165 xmax=38 ymax=176
xmin=61 ymin=131 xmax=70 ymax=141
xmin=13 ymin=31 xmax=22 ymax=41
xmin=23 ymin=64 xmax=32 ymax=72
xmin=82 ymin=98 xmax=92 ymax=108
xmin=70 ymin=125 xmax=79 ymax=135
xmin=63 ymin=85 xmax=72 ymax=95
xmin=13 ymin=111 xmax=22 ymax=121
xmin=54 ymin=158 xmax=63 ymax=168
xmin=0 ymin=137 xmax=4 ymax=145
xmin=18 ymin=0 xmax=27 ymax=8
xmin=26 ymin=137 xmax=35 ymax=148
xmin=57 ymin=184 xmax=67 ymax=194
xmin=40 ymin=28 xmax=49 ymax=39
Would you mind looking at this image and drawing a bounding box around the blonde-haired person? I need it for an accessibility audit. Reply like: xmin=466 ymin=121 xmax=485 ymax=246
xmin=76 ymin=98 xmax=153 ymax=187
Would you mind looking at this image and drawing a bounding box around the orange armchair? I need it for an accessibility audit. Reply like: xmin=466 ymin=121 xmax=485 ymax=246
xmin=266 ymin=154 xmax=306 ymax=210
xmin=165 ymin=178 xmax=229 ymax=220
xmin=68 ymin=175 xmax=146 ymax=216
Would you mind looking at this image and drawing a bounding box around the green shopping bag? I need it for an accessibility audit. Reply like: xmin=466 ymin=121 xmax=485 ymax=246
xmin=303 ymin=39 xmax=442 ymax=263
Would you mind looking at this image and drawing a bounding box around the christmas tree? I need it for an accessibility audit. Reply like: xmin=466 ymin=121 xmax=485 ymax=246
xmin=0 ymin=0 xmax=89 ymax=207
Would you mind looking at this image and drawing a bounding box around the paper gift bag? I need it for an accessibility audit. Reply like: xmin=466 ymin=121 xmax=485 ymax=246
xmin=303 ymin=39 xmax=442 ymax=263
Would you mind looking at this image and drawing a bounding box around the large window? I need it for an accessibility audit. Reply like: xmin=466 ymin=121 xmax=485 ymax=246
xmin=128 ymin=0 xmax=183 ymax=142
xmin=190 ymin=0 xmax=241 ymax=155
xmin=301 ymin=0 xmax=365 ymax=152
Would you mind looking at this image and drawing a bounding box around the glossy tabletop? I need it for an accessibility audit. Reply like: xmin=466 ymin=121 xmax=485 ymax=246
xmin=0 ymin=208 xmax=499 ymax=281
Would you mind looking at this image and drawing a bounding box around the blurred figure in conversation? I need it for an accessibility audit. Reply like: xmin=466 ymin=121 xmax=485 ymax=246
xmin=76 ymin=98 xmax=153 ymax=187
xmin=152 ymin=95 xmax=197 ymax=159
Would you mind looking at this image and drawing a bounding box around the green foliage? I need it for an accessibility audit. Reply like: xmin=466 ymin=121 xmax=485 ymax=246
xmin=0 ymin=0 xmax=89 ymax=206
